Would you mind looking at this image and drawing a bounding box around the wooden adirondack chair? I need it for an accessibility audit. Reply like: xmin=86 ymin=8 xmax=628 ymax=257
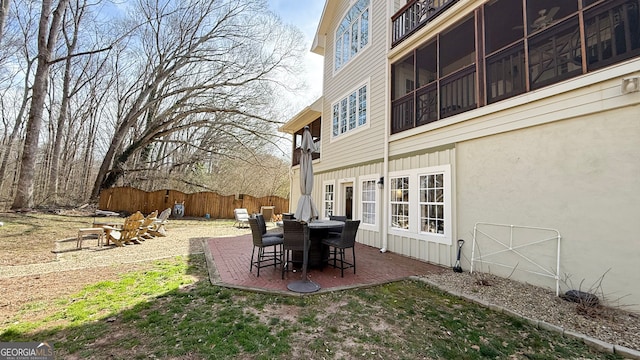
xmin=104 ymin=211 xmax=144 ymax=246
xmin=149 ymin=208 xmax=171 ymax=237
xmin=138 ymin=210 xmax=158 ymax=240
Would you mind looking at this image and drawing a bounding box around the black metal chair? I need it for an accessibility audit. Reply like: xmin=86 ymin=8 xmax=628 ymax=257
xmin=281 ymin=220 xmax=309 ymax=279
xmin=249 ymin=218 xmax=283 ymax=277
xmin=321 ymin=220 xmax=360 ymax=277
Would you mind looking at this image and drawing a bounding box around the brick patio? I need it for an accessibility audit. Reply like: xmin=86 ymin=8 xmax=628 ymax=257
xmin=203 ymin=234 xmax=446 ymax=295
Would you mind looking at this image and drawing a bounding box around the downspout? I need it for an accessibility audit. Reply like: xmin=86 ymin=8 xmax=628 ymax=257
xmin=380 ymin=90 xmax=389 ymax=253
xmin=380 ymin=0 xmax=391 ymax=253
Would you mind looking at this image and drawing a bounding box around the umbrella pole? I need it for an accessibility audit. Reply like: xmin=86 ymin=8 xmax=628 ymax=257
xmin=287 ymin=225 xmax=320 ymax=293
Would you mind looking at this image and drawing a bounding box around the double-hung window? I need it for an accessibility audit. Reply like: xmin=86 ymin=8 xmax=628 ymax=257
xmin=419 ymin=173 xmax=444 ymax=234
xmin=332 ymin=83 xmax=368 ymax=138
xmin=334 ymin=0 xmax=370 ymax=72
xmin=390 ymin=177 xmax=409 ymax=230
xmin=360 ymin=178 xmax=377 ymax=227
xmin=323 ymin=182 xmax=335 ymax=219
xmin=388 ymin=165 xmax=452 ymax=244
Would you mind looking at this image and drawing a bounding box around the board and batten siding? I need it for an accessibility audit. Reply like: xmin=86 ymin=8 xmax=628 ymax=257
xmin=385 ymin=147 xmax=457 ymax=266
xmin=290 ymin=161 xmax=385 ymax=249
xmin=315 ymin=0 xmax=388 ymax=174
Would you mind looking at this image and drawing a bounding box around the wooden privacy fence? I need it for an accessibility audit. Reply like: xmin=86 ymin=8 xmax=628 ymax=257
xmin=98 ymin=187 xmax=289 ymax=219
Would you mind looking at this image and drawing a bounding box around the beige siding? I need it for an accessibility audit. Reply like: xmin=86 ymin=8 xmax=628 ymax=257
xmin=386 ymin=147 xmax=456 ymax=266
xmin=315 ymin=0 xmax=388 ymax=173
xmin=290 ymin=161 xmax=384 ymax=249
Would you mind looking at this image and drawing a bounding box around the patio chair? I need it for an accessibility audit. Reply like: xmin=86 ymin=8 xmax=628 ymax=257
xmin=149 ymin=207 xmax=171 ymax=236
xmin=255 ymin=213 xmax=283 ymax=239
xmin=281 ymin=220 xmax=309 ymax=279
xmin=104 ymin=211 xmax=144 ymax=246
xmin=249 ymin=218 xmax=283 ymax=277
xmin=321 ymin=220 xmax=360 ymax=277
xmin=328 ymin=215 xmax=347 ymax=236
xmin=138 ymin=210 xmax=158 ymax=240
xmin=234 ymin=208 xmax=250 ymax=228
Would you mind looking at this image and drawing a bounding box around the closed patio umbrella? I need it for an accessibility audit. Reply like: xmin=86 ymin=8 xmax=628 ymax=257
xmin=288 ymin=125 xmax=320 ymax=293
xmin=294 ymin=126 xmax=319 ymax=223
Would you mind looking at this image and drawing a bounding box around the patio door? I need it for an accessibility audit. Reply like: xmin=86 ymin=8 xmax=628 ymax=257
xmin=342 ymin=184 xmax=353 ymax=220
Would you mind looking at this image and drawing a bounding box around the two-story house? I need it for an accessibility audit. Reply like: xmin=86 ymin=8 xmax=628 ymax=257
xmin=279 ymin=0 xmax=640 ymax=312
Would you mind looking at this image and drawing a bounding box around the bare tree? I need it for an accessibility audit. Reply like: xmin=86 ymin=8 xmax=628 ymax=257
xmin=0 ymin=0 xmax=303 ymax=208
xmin=11 ymin=0 xmax=70 ymax=210
xmin=0 ymin=0 xmax=37 ymax=198
xmin=0 ymin=0 xmax=9 ymax=43
xmin=45 ymin=0 xmax=101 ymax=204
xmin=90 ymin=0 xmax=304 ymax=199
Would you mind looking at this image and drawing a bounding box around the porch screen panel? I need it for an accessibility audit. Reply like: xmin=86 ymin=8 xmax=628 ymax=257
xmin=528 ymin=17 xmax=582 ymax=90
xmin=486 ymin=44 xmax=526 ymax=104
xmin=584 ymin=0 xmax=640 ymax=71
xmin=391 ymin=94 xmax=414 ymax=134
xmin=416 ymin=84 xmax=438 ymax=126
xmin=440 ymin=66 xmax=476 ymax=119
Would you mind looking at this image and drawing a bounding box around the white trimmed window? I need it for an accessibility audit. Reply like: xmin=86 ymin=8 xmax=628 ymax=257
xmin=419 ymin=173 xmax=444 ymax=234
xmin=323 ymin=182 xmax=335 ymax=219
xmin=388 ymin=165 xmax=452 ymax=244
xmin=360 ymin=178 xmax=377 ymax=226
xmin=332 ymin=84 xmax=368 ymax=138
xmin=390 ymin=176 xmax=410 ymax=230
xmin=334 ymin=0 xmax=370 ymax=72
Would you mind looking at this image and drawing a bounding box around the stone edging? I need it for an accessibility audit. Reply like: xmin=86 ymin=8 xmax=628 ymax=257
xmin=411 ymin=276 xmax=640 ymax=360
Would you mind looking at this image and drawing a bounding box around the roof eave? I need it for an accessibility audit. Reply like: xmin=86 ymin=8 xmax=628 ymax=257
xmin=278 ymin=97 xmax=323 ymax=134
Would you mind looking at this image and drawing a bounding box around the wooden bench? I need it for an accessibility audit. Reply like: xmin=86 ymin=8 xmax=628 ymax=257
xmin=77 ymin=227 xmax=105 ymax=249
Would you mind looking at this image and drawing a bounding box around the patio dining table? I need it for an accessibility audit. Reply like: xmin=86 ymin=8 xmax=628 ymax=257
xmin=287 ymin=219 xmax=345 ymax=293
xmin=295 ymin=220 xmax=345 ymax=268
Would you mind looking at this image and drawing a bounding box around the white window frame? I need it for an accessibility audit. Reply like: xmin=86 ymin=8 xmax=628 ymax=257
xmin=322 ymin=180 xmax=336 ymax=220
xmin=358 ymin=174 xmax=379 ymax=230
xmin=334 ymin=0 xmax=370 ymax=73
xmin=389 ymin=175 xmax=410 ymax=231
xmin=331 ymin=81 xmax=370 ymax=140
xmin=388 ymin=165 xmax=452 ymax=245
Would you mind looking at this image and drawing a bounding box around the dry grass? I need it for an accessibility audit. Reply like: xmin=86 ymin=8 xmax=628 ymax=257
xmin=0 ymin=211 xmax=219 ymax=266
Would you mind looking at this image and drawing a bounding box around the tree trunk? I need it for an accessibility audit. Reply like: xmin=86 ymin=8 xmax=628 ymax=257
xmin=0 ymin=72 xmax=31 ymax=192
xmin=0 ymin=0 xmax=9 ymax=43
xmin=11 ymin=0 xmax=70 ymax=210
xmin=89 ymin=124 xmax=126 ymax=200
xmin=47 ymin=45 xmax=74 ymax=205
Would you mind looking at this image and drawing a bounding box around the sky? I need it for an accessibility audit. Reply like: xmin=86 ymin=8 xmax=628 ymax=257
xmin=266 ymin=0 xmax=326 ymax=113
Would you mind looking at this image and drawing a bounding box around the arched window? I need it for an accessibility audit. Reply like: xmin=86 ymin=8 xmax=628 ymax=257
xmin=334 ymin=0 xmax=370 ymax=72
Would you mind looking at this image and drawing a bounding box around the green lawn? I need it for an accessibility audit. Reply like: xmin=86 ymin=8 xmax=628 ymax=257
xmin=1 ymin=254 xmax=621 ymax=359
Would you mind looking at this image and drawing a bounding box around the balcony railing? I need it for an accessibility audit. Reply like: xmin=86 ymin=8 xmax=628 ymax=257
xmin=292 ymin=141 xmax=320 ymax=167
xmin=391 ymin=66 xmax=477 ymax=134
xmin=391 ymin=0 xmax=459 ymax=47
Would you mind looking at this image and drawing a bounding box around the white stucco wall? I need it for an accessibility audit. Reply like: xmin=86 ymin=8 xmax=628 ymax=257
xmin=456 ymin=106 xmax=640 ymax=308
